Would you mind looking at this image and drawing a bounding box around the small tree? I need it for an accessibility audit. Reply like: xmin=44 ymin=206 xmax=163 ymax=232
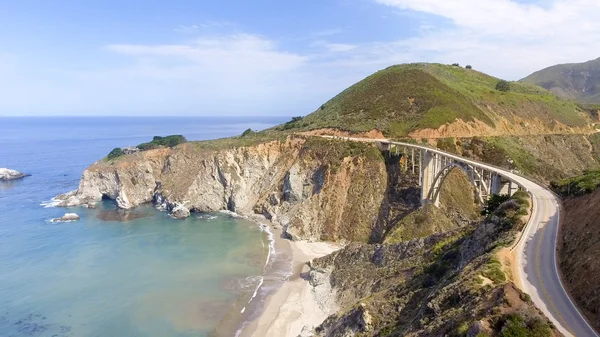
xmin=482 ymin=194 xmax=511 ymax=216
xmin=465 ymin=65 xmax=472 ymax=69
xmin=496 ymin=80 xmax=511 ymax=92
xmin=241 ymin=128 xmax=254 ymax=137
xmin=107 ymin=148 xmax=123 ymax=160
xmin=452 ymin=63 xmax=460 ymax=67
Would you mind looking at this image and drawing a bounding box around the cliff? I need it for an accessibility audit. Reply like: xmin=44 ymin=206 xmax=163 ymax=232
xmin=557 ymin=186 xmax=600 ymax=331
xmin=309 ymin=194 xmax=559 ymax=337
xmin=56 ymin=136 xmax=395 ymax=242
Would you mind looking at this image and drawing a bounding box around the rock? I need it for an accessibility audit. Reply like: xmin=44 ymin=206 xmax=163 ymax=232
xmin=171 ymin=204 xmax=190 ymax=219
xmin=51 ymin=213 xmax=80 ymax=222
xmin=0 ymin=168 xmax=30 ymax=181
xmin=53 ymin=137 xmax=388 ymax=241
xmin=122 ymin=146 xmax=140 ymax=155
xmin=283 ymin=164 xmax=304 ymax=202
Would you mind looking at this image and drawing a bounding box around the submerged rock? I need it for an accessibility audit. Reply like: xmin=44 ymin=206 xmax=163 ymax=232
xmin=0 ymin=168 xmax=30 ymax=181
xmin=51 ymin=213 xmax=81 ymax=222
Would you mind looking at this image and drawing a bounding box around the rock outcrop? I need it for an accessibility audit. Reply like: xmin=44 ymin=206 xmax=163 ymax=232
xmin=0 ymin=168 xmax=29 ymax=181
xmin=51 ymin=213 xmax=80 ymax=222
xmin=56 ymin=137 xmax=389 ymax=242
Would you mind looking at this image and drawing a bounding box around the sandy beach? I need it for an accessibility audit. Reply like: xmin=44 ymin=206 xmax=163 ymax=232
xmin=241 ymin=220 xmax=340 ymax=337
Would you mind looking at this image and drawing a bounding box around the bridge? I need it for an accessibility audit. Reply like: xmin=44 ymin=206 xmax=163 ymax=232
xmin=320 ymin=135 xmax=599 ymax=337
xmin=373 ymin=140 xmax=523 ymax=206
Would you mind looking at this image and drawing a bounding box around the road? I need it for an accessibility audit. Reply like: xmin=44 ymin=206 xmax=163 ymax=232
xmin=321 ymin=136 xmax=598 ymax=337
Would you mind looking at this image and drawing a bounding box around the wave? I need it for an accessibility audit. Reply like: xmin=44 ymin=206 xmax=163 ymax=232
xmin=40 ymin=198 xmax=60 ymax=208
xmin=219 ymin=210 xmax=247 ymax=218
xmin=196 ymin=214 xmax=218 ymax=221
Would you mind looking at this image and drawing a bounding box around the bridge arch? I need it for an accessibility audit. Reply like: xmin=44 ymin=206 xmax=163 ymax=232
xmin=425 ymin=162 xmax=486 ymax=207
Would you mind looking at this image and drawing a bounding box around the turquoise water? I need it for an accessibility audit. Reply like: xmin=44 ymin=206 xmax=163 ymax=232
xmin=0 ymin=117 xmax=287 ymax=337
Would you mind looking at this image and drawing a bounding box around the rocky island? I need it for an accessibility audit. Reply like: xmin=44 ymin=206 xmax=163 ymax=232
xmin=56 ymin=63 xmax=600 ymax=336
xmin=0 ymin=168 xmax=30 ymax=181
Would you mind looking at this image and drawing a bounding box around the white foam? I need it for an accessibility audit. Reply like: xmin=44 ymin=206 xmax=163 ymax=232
xmin=219 ymin=210 xmax=246 ymax=219
xmin=197 ymin=214 xmax=217 ymax=220
xmin=40 ymin=198 xmax=60 ymax=208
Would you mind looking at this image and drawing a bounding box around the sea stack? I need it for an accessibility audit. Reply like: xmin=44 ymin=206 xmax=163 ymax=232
xmin=51 ymin=213 xmax=81 ymax=222
xmin=0 ymin=168 xmax=30 ymax=181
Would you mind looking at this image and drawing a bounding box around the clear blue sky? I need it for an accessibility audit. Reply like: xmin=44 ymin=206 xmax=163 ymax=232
xmin=1 ymin=0 xmax=598 ymax=116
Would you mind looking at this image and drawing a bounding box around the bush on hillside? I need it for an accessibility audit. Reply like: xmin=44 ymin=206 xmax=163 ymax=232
xmin=137 ymin=135 xmax=187 ymax=151
xmin=241 ymin=128 xmax=255 ymax=137
xmin=496 ymin=80 xmax=511 ymax=92
xmin=466 ymin=65 xmax=473 ymax=69
xmin=107 ymin=147 xmax=124 ymax=160
xmin=281 ymin=116 xmax=304 ymax=130
xmin=482 ymin=194 xmax=511 ymax=216
xmin=452 ymin=63 xmax=461 ymax=67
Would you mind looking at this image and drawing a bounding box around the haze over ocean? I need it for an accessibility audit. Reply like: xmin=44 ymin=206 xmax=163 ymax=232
xmin=0 ymin=116 xmax=286 ymax=336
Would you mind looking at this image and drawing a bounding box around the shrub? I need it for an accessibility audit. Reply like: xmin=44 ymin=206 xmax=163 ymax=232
xmin=466 ymin=65 xmax=473 ymax=69
xmin=106 ymin=148 xmax=124 ymax=160
xmin=241 ymin=128 xmax=254 ymax=137
xmin=452 ymin=63 xmax=461 ymax=67
xmin=482 ymin=194 xmax=511 ymax=216
xmin=281 ymin=116 xmax=305 ymax=130
xmin=137 ymin=135 xmax=187 ymax=150
xmin=496 ymin=80 xmax=511 ymax=92
xmin=498 ymin=314 xmax=551 ymax=337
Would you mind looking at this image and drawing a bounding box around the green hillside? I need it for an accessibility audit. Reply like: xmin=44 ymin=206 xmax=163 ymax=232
xmin=276 ymin=63 xmax=589 ymax=137
xmin=521 ymin=57 xmax=600 ymax=104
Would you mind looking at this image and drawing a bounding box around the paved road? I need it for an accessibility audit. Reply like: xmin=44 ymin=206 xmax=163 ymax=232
xmin=322 ymin=136 xmax=598 ymax=337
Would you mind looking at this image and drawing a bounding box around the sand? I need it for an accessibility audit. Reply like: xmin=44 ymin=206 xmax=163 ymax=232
xmin=240 ymin=222 xmax=340 ymax=337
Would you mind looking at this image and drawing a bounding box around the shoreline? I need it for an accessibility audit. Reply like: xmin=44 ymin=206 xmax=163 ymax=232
xmin=240 ymin=215 xmax=340 ymax=337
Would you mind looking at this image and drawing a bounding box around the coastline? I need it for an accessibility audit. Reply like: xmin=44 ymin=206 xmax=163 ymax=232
xmin=240 ymin=216 xmax=340 ymax=337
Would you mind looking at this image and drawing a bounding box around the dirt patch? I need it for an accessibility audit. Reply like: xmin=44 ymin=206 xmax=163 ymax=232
xmin=407 ymin=116 xmax=594 ymax=139
xmin=297 ymin=128 xmax=386 ymax=139
xmin=496 ymin=248 xmax=520 ymax=288
xmin=479 ymin=275 xmax=494 ymax=286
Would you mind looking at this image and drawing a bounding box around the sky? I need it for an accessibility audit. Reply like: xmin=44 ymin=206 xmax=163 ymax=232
xmin=1 ymin=0 xmax=600 ymax=116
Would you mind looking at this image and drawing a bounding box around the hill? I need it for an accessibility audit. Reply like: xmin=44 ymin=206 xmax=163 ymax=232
xmin=521 ymin=57 xmax=600 ymax=104
xmin=274 ymin=63 xmax=592 ymax=138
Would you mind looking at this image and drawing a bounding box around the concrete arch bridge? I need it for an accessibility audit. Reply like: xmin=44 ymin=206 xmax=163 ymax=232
xmin=373 ymin=140 xmax=524 ymax=206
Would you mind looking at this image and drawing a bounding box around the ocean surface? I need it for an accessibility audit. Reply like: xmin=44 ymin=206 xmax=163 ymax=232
xmin=0 ymin=116 xmax=289 ymax=337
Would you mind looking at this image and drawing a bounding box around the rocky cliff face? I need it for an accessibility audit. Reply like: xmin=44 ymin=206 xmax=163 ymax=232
xmin=56 ymin=136 xmax=390 ymax=242
xmin=559 ymin=188 xmax=600 ymax=332
xmin=309 ymin=196 xmax=559 ymax=337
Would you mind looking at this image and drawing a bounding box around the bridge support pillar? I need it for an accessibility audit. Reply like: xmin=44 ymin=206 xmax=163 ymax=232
xmin=420 ymin=150 xmax=437 ymax=206
xmin=491 ymin=174 xmax=519 ymax=196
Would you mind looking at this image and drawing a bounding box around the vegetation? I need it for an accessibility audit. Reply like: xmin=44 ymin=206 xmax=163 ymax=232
xmin=497 ymin=314 xmax=551 ymax=337
xmin=241 ymin=128 xmax=255 ymax=137
xmin=482 ymin=194 xmax=511 ymax=216
xmin=466 ymin=65 xmax=472 ymax=69
xmin=106 ymin=147 xmax=124 ymax=160
xmin=482 ymin=256 xmax=506 ymax=284
xmin=270 ymin=63 xmax=589 ymax=138
xmin=137 ymin=135 xmax=187 ymax=150
xmin=551 ymin=169 xmax=600 ymax=197
xmin=521 ymin=56 xmax=600 ymax=104
xmin=496 ymin=80 xmax=511 ymax=92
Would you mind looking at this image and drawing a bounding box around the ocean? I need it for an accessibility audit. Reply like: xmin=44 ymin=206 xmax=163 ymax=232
xmin=0 ymin=116 xmax=288 ymax=337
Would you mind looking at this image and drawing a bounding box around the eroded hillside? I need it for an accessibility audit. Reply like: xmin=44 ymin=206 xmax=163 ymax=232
xmin=552 ymin=172 xmax=600 ymax=332
xmin=309 ymin=174 xmax=558 ymax=336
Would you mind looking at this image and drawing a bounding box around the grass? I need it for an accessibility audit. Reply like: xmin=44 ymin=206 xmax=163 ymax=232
xmin=270 ymin=63 xmax=589 ymax=138
xmin=384 ymin=205 xmax=456 ymax=244
xmin=521 ymin=56 xmax=600 ymax=104
xmin=482 ymin=257 xmax=506 ymax=284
